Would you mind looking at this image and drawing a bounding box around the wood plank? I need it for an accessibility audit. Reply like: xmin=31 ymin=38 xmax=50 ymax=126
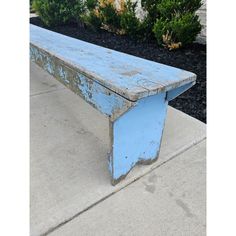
xmin=30 ymin=24 xmax=196 ymax=101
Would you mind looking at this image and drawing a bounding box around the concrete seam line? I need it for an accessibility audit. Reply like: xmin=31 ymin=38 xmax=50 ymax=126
xmin=41 ymin=136 xmax=206 ymax=236
xmin=30 ymin=87 xmax=66 ymax=97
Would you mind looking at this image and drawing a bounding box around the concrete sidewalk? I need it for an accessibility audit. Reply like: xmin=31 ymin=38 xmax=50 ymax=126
xmin=30 ymin=62 xmax=206 ymax=236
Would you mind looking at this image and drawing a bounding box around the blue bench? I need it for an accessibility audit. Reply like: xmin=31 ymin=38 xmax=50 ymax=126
xmin=30 ymin=24 xmax=196 ymax=185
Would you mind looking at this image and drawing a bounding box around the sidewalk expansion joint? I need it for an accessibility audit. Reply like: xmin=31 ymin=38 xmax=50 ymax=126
xmin=30 ymin=88 xmax=66 ymax=98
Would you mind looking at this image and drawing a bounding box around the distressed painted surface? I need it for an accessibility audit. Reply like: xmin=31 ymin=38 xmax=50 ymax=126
xmin=30 ymin=24 xmax=196 ymax=101
xmin=30 ymin=25 xmax=197 ymax=185
xmin=109 ymin=93 xmax=168 ymax=184
xmin=166 ymin=81 xmax=195 ymax=101
xmin=30 ymin=44 xmax=133 ymax=120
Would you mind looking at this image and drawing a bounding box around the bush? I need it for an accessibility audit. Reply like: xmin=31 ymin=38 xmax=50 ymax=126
xmin=152 ymin=0 xmax=202 ymax=48
xmin=30 ymin=0 xmax=34 ymax=12
xmin=80 ymin=0 xmax=101 ymax=30
xmin=99 ymin=0 xmax=122 ymax=31
xmin=80 ymin=0 xmax=120 ymax=32
xmin=32 ymin=0 xmax=86 ymax=27
xmin=33 ymin=0 xmax=202 ymax=49
xmin=153 ymin=13 xmax=202 ymax=49
xmin=71 ymin=0 xmax=86 ymax=25
xmin=96 ymin=0 xmax=143 ymax=37
xmin=82 ymin=0 xmax=141 ymax=35
xmin=140 ymin=0 xmax=162 ymax=38
xmin=86 ymin=0 xmax=98 ymax=10
xmin=82 ymin=10 xmax=102 ymax=30
xmin=120 ymin=0 xmax=142 ymax=37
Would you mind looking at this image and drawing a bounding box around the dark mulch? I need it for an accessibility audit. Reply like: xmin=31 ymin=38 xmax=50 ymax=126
xmin=30 ymin=17 xmax=206 ymax=123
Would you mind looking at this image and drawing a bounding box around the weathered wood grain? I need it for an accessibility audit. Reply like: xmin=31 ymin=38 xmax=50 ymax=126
xmin=30 ymin=24 xmax=196 ymax=101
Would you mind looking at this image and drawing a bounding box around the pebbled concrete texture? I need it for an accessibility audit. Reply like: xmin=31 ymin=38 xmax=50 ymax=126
xmin=30 ymin=62 xmax=206 ymax=236
xmin=50 ymin=140 xmax=206 ymax=236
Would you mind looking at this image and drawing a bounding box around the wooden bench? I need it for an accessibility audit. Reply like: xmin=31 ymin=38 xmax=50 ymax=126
xmin=30 ymin=24 xmax=196 ymax=185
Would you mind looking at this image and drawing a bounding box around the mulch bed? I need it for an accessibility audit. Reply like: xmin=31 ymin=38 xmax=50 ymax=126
xmin=30 ymin=17 xmax=206 ymax=123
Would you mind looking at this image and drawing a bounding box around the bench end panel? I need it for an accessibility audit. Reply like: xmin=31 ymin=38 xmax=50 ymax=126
xmin=109 ymin=92 xmax=168 ymax=185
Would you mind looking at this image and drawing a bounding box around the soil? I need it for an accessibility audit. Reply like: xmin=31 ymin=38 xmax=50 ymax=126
xmin=30 ymin=17 xmax=206 ymax=123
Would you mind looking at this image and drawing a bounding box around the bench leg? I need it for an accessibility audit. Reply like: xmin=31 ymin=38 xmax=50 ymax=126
xmin=108 ymin=92 xmax=168 ymax=185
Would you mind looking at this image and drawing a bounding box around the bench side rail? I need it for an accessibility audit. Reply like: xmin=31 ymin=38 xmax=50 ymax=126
xmin=30 ymin=44 xmax=134 ymax=121
xmin=30 ymin=24 xmax=196 ymax=101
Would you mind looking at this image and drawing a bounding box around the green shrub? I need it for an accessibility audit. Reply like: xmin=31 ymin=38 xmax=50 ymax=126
xmin=82 ymin=10 xmax=102 ymax=30
xmin=120 ymin=0 xmax=142 ymax=37
xmin=33 ymin=0 xmax=69 ymax=26
xmin=30 ymin=0 xmax=34 ymax=12
xmin=95 ymin=0 xmax=143 ymax=37
xmin=86 ymin=0 xmax=99 ymax=10
xmin=33 ymin=0 xmax=202 ymax=49
xmin=153 ymin=13 xmax=201 ymax=49
xmin=81 ymin=0 xmax=120 ymax=32
xmin=32 ymin=0 xmax=86 ymax=27
xmin=140 ymin=0 xmax=162 ymax=38
xmin=80 ymin=0 xmax=101 ymax=30
xmin=152 ymin=0 xmax=202 ymax=48
xmin=81 ymin=0 xmax=144 ymax=36
xmin=157 ymin=0 xmax=202 ymax=19
xmin=99 ymin=1 xmax=122 ymax=31
xmin=71 ymin=0 xmax=86 ymax=25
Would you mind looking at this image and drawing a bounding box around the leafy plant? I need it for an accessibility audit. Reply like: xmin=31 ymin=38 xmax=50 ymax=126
xmin=30 ymin=0 xmax=34 ymax=12
xmin=120 ymin=0 xmax=142 ymax=37
xmin=81 ymin=0 xmax=102 ymax=30
xmin=99 ymin=0 xmax=122 ymax=31
xmin=86 ymin=0 xmax=99 ymax=10
xmin=157 ymin=0 xmax=202 ymax=19
xmin=33 ymin=0 xmax=202 ymax=49
xmin=140 ymin=0 xmax=162 ymax=38
xmin=32 ymin=0 xmax=86 ymax=27
xmin=152 ymin=0 xmax=202 ymax=48
xmin=71 ymin=0 xmax=87 ymax=26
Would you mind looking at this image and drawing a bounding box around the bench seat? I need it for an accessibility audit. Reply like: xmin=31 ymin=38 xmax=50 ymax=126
xmin=30 ymin=24 xmax=196 ymax=185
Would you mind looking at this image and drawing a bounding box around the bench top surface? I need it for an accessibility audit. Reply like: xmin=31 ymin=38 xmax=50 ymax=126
xmin=30 ymin=24 xmax=196 ymax=101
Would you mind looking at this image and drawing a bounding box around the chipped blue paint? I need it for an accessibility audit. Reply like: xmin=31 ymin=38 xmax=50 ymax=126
xmin=76 ymin=72 xmax=130 ymax=116
xmin=58 ymin=66 xmax=69 ymax=84
xmin=166 ymin=81 xmax=195 ymax=101
xmin=30 ymin=24 xmax=196 ymax=101
xmin=30 ymin=45 xmax=55 ymax=75
xmin=30 ymin=25 xmax=197 ymax=185
xmin=109 ymin=92 xmax=168 ymax=183
xmin=30 ymin=44 xmax=133 ymax=120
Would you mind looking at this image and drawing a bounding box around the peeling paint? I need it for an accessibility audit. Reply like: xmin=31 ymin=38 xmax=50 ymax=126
xmin=30 ymin=44 xmax=134 ymax=121
xmin=30 ymin=25 xmax=196 ymax=185
xmin=30 ymin=24 xmax=196 ymax=101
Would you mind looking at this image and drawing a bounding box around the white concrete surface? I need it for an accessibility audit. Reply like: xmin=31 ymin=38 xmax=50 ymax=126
xmin=50 ymin=140 xmax=206 ymax=236
xmin=30 ymin=62 xmax=206 ymax=235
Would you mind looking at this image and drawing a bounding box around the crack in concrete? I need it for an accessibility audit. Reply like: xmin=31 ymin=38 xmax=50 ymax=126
xmin=30 ymin=88 xmax=66 ymax=97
